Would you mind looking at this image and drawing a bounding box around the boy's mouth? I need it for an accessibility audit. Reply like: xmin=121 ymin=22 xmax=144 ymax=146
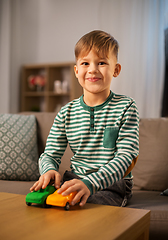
xmin=86 ymin=77 xmax=101 ymax=82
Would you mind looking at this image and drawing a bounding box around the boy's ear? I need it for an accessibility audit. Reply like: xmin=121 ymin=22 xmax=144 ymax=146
xmin=74 ymin=65 xmax=78 ymax=78
xmin=113 ymin=63 xmax=121 ymax=77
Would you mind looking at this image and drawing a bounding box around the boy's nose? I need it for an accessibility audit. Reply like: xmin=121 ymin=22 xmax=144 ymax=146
xmin=88 ymin=63 xmax=98 ymax=73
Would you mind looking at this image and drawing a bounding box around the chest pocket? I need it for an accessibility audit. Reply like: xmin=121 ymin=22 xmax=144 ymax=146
xmin=103 ymin=127 xmax=119 ymax=149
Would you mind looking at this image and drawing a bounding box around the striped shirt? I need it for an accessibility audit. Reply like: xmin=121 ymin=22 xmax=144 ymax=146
xmin=39 ymin=91 xmax=139 ymax=194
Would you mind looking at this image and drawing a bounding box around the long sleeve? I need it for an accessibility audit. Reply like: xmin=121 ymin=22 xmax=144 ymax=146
xmin=39 ymin=111 xmax=68 ymax=175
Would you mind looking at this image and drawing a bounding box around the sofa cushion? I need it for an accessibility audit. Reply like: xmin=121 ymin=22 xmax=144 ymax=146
xmin=0 ymin=180 xmax=36 ymax=195
xmin=20 ymin=112 xmax=72 ymax=178
xmin=20 ymin=112 xmax=57 ymax=156
xmin=0 ymin=114 xmax=39 ymax=181
xmin=132 ymin=118 xmax=168 ymax=191
xmin=127 ymin=189 xmax=168 ymax=210
xmin=127 ymin=189 xmax=168 ymax=240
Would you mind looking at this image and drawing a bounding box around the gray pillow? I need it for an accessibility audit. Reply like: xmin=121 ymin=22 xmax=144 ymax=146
xmin=132 ymin=118 xmax=168 ymax=191
xmin=0 ymin=114 xmax=39 ymax=181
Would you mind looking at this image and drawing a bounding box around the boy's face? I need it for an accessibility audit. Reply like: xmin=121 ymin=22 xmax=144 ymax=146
xmin=74 ymin=49 xmax=121 ymax=103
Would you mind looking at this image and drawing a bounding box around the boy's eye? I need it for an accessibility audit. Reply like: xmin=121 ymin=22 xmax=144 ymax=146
xmin=81 ymin=62 xmax=89 ymax=66
xmin=99 ymin=61 xmax=106 ymax=65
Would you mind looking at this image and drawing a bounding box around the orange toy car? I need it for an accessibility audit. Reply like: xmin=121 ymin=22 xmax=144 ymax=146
xmin=46 ymin=189 xmax=79 ymax=210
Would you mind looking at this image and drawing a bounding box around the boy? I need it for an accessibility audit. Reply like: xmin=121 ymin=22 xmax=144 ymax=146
xmin=31 ymin=30 xmax=139 ymax=207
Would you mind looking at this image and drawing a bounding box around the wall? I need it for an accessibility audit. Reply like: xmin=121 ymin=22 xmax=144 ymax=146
xmin=0 ymin=0 xmax=167 ymax=117
xmin=19 ymin=0 xmax=101 ymax=63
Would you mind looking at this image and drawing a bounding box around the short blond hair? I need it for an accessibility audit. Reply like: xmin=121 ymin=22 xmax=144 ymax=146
xmin=75 ymin=30 xmax=119 ymax=60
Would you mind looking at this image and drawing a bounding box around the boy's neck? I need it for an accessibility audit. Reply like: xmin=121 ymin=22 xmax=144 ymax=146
xmin=83 ymin=90 xmax=111 ymax=107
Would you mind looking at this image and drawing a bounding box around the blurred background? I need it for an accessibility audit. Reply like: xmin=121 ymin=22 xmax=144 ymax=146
xmin=0 ymin=0 xmax=168 ymax=118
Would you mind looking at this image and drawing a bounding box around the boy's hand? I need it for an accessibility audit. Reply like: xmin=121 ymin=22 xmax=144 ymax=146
xmin=30 ymin=170 xmax=61 ymax=192
xmin=57 ymin=179 xmax=90 ymax=207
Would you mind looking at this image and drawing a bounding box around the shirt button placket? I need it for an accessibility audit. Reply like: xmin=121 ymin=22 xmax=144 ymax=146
xmin=90 ymin=108 xmax=94 ymax=131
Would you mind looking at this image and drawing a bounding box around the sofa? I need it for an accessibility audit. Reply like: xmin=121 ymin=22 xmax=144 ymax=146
xmin=0 ymin=112 xmax=168 ymax=240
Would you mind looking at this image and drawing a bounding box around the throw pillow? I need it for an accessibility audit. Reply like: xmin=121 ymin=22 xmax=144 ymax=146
xmin=132 ymin=118 xmax=168 ymax=191
xmin=0 ymin=114 xmax=39 ymax=181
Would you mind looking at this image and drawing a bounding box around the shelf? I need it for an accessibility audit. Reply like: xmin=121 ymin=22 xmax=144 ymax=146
xmin=46 ymin=92 xmax=70 ymax=97
xmin=24 ymin=92 xmax=45 ymax=97
xmin=24 ymin=92 xmax=70 ymax=97
xmin=21 ymin=62 xmax=83 ymax=112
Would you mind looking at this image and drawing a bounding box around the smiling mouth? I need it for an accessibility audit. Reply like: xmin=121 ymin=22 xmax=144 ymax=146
xmin=86 ymin=77 xmax=101 ymax=82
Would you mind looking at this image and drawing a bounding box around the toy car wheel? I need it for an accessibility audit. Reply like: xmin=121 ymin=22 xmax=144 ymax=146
xmin=26 ymin=202 xmax=31 ymax=206
xmin=42 ymin=199 xmax=51 ymax=208
xmin=65 ymin=202 xmax=70 ymax=211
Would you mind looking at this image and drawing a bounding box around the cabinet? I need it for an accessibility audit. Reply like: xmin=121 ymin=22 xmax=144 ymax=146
xmin=21 ymin=62 xmax=83 ymax=112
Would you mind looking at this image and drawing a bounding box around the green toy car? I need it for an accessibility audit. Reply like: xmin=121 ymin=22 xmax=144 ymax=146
xmin=26 ymin=185 xmax=56 ymax=207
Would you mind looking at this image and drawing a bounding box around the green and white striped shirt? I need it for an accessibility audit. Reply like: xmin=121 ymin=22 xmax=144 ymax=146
xmin=39 ymin=91 xmax=139 ymax=194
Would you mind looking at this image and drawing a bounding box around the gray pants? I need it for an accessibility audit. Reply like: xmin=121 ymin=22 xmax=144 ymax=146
xmin=62 ymin=170 xmax=133 ymax=207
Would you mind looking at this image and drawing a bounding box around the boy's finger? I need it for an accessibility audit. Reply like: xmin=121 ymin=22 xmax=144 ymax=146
xmin=30 ymin=182 xmax=37 ymax=191
xmin=55 ymin=173 xmax=61 ymax=189
xmin=30 ymin=181 xmax=41 ymax=191
xmin=62 ymin=184 xmax=79 ymax=196
xmin=42 ymin=175 xmax=50 ymax=189
xmin=79 ymin=194 xmax=88 ymax=207
xmin=57 ymin=181 xmax=74 ymax=194
xmin=71 ymin=191 xmax=82 ymax=206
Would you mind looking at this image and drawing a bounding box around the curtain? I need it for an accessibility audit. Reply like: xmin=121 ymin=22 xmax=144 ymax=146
xmin=161 ymin=0 xmax=168 ymax=116
xmin=162 ymin=27 xmax=168 ymax=117
xmin=99 ymin=0 xmax=167 ymax=118
xmin=0 ymin=0 xmax=21 ymax=114
xmin=0 ymin=0 xmax=11 ymax=113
